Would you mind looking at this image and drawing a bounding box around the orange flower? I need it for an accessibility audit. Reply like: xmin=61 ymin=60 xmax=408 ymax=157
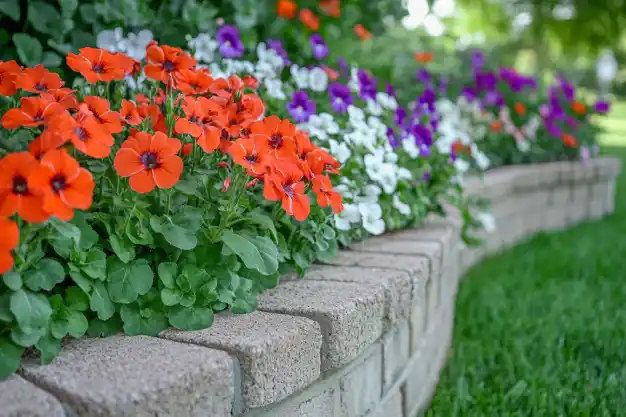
xmin=277 ymin=0 xmax=297 ymax=18
xmin=67 ymin=105 xmax=115 ymax=158
xmin=114 ymin=132 xmax=183 ymax=194
xmin=414 ymin=52 xmax=433 ymax=63
xmin=562 ymin=133 xmax=578 ymax=148
xmin=14 ymin=64 xmax=64 ymax=93
xmin=29 ymin=131 xmax=67 ymax=159
xmin=0 ymin=152 xmax=49 ymax=223
xmin=572 ymin=100 xmax=586 ymax=115
xmin=0 ymin=60 xmax=22 ymax=96
xmin=82 ymin=96 xmax=123 ymax=134
xmin=209 ymin=75 xmax=245 ymax=106
xmin=299 ymin=9 xmax=320 ymax=31
xmin=322 ymin=66 xmax=339 ymax=81
xmin=306 ymin=148 xmax=340 ymax=176
xmin=137 ymin=103 xmax=168 ymax=134
xmin=182 ymin=143 xmax=193 ymax=157
xmin=41 ymin=88 xmax=79 ymax=110
xmin=175 ymin=96 xmax=226 ymax=154
xmin=250 ymin=116 xmax=297 ymax=160
xmin=144 ymin=44 xmax=197 ymax=84
xmin=490 ymin=120 xmax=502 ymax=132
xmin=514 ymin=102 xmax=526 ymax=116
xmin=320 ymin=0 xmax=341 ymax=18
xmin=0 ymin=217 xmax=19 ymax=274
xmin=120 ymin=99 xmax=142 ymax=126
xmin=227 ymin=137 xmax=270 ymax=176
xmin=28 ymin=149 xmax=95 ymax=221
xmin=354 ymin=24 xmax=371 ymax=40
xmin=1 ymin=96 xmax=64 ymax=129
xmin=264 ymin=164 xmax=310 ymax=221
xmin=174 ymin=68 xmax=214 ymax=95
xmin=312 ymin=175 xmax=343 ymax=213
xmin=452 ymin=140 xmax=471 ymax=156
xmin=66 ymin=47 xmax=132 ymax=83
xmin=243 ymin=75 xmax=258 ymax=90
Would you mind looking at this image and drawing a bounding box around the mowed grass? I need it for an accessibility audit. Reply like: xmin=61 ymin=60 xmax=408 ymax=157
xmin=426 ymin=102 xmax=626 ymax=416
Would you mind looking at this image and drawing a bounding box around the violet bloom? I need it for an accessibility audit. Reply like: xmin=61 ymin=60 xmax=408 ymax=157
xmin=287 ymin=90 xmax=316 ymax=122
xmin=462 ymin=87 xmax=477 ymax=102
xmin=357 ymin=69 xmax=377 ymax=100
xmin=420 ymin=145 xmax=432 ymax=158
xmin=393 ymin=107 xmax=406 ymax=127
xmin=338 ymin=57 xmax=349 ymax=78
xmin=328 ymin=82 xmax=353 ymax=113
xmin=216 ymin=25 xmax=244 ymax=58
xmin=417 ymin=68 xmax=432 ymax=85
xmin=475 ymin=71 xmax=497 ymax=91
xmin=557 ymin=75 xmax=575 ymax=102
xmin=412 ymin=123 xmax=433 ymax=147
xmin=309 ymin=34 xmax=328 ymax=60
xmin=418 ymin=88 xmax=436 ymax=112
xmin=268 ymin=40 xmax=291 ymax=65
xmin=439 ymin=76 xmax=448 ymax=96
xmin=594 ymin=100 xmax=610 ymax=114
xmin=386 ymin=127 xmax=399 ymax=148
xmin=471 ymin=50 xmax=485 ymax=69
xmin=385 ymin=82 xmax=395 ymax=97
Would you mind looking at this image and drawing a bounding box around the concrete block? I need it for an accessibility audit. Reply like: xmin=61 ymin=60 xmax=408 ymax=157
xmin=19 ymin=335 xmax=234 ymax=417
xmin=247 ymin=384 xmax=339 ymax=417
xmin=605 ymin=179 xmax=616 ymax=215
xmin=368 ymin=390 xmax=403 ymax=417
xmin=339 ymin=344 xmax=383 ymax=417
xmin=382 ymin=320 xmax=410 ymax=392
xmin=549 ymin=186 xmax=570 ymax=207
xmin=322 ymin=250 xmax=429 ymax=279
xmin=0 ymin=375 xmax=65 ymax=417
xmin=161 ymin=311 xmax=322 ymax=409
xmin=304 ymin=265 xmax=415 ymax=327
xmin=258 ymin=280 xmax=385 ymax=371
xmin=596 ymin=156 xmax=622 ymax=179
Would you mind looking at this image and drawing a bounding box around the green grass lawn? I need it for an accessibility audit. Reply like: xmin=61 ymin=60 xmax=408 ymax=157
xmin=426 ymin=103 xmax=626 ymax=416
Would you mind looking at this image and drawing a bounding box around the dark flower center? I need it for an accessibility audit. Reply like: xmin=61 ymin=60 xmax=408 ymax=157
xmin=50 ymin=175 xmax=66 ymax=193
xmin=221 ymin=129 xmax=230 ymax=140
xmin=35 ymin=83 xmax=48 ymax=92
xmin=189 ymin=115 xmax=200 ymax=124
xmin=141 ymin=152 xmax=159 ymax=169
xmin=92 ymin=64 xmax=104 ymax=73
xmin=282 ymin=184 xmax=295 ymax=198
xmin=12 ymin=176 xmax=28 ymax=195
xmin=74 ymin=127 xmax=88 ymax=141
xmin=246 ymin=154 xmax=258 ymax=164
xmin=34 ymin=113 xmax=44 ymax=122
xmin=163 ymin=60 xmax=176 ymax=72
xmin=270 ymin=134 xmax=283 ymax=149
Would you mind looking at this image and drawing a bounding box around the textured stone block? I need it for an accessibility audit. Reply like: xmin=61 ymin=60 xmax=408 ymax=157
xmin=605 ymin=179 xmax=616 ymax=214
xmin=410 ymin=276 xmax=428 ymax=354
xmin=323 ymin=250 xmax=429 ymax=278
xmin=20 ymin=335 xmax=234 ymax=417
xmin=161 ymin=311 xmax=321 ymax=409
xmin=0 ymin=375 xmax=65 ymax=417
xmin=339 ymin=344 xmax=383 ymax=417
xmin=596 ymin=156 xmax=622 ymax=179
xmin=549 ymin=186 xmax=570 ymax=207
xmin=258 ymin=280 xmax=385 ymax=371
xmin=382 ymin=320 xmax=410 ymax=392
xmin=305 ymin=265 xmax=415 ymax=328
xmin=248 ymin=384 xmax=339 ymax=417
xmin=368 ymin=390 xmax=403 ymax=417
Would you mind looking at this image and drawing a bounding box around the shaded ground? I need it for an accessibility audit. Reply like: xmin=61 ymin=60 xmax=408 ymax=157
xmin=427 ymin=102 xmax=626 ymax=416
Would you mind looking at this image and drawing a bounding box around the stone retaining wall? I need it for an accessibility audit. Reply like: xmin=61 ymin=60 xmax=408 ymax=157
xmin=1 ymin=157 xmax=620 ymax=417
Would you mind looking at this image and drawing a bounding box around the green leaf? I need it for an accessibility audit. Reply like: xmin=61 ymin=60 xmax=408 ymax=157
xmin=180 ymin=264 xmax=209 ymax=290
xmin=150 ymin=207 xmax=203 ymax=250
xmin=168 ymin=305 xmax=214 ymax=330
xmin=160 ymin=287 xmax=182 ymax=306
xmin=10 ymin=290 xmax=52 ymax=332
xmin=80 ymin=248 xmax=107 ymax=279
xmin=10 ymin=326 xmax=46 ymax=347
xmin=40 ymin=51 xmax=62 ymax=68
xmin=0 ymin=293 xmax=12 ymax=322
xmin=35 ymin=331 xmax=61 ymax=364
xmin=73 ymin=213 xmax=98 ymax=250
xmin=174 ymin=177 xmax=199 ymax=194
xmin=28 ymin=1 xmax=63 ymax=38
xmin=90 ymin=282 xmax=115 ymax=320
xmin=2 ymin=271 xmax=21 ymax=290
xmin=110 ymin=234 xmax=136 ymax=264
xmin=157 ymin=262 xmax=177 ymax=288
xmin=51 ymin=307 xmax=88 ymax=339
xmin=12 ymin=34 xmax=43 ymax=66
xmin=87 ymin=316 xmax=122 ymax=337
xmin=64 ymin=286 xmax=89 ymax=312
xmin=179 ymin=291 xmax=196 ymax=307
xmin=58 ymin=0 xmax=78 ymax=16
xmin=0 ymin=0 xmax=20 ymax=21
xmin=69 ymin=270 xmax=92 ymax=293
xmin=221 ymin=231 xmax=279 ymax=275
xmin=120 ymin=303 xmax=168 ymax=336
xmin=23 ymin=258 xmax=65 ymax=291
xmin=49 ymin=217 xmax=81 ymax=246
xmin=246 ymin=210 xmax=278 ymax=241
xmin=0 ymin=337 xmax=24 ymax=379
xmin=107 ymin=258 xmax=154 ymax=304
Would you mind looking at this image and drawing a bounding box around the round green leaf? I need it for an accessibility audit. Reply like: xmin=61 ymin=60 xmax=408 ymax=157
xmin=0 ymin=0 xmax=20 ymax=21
xmin=90 ymin=282 xmax=115 ymax=320
xmin=0 ymin=337 xmax=24 ymax=379
xmin=220 ymin=231 xmax=279 ymax=276
xmin=160 ymin=288 xmax=182 ymax=306
xmin=120 ymin=304 xmax=168 ymax=336
xmin=23 ymin=258 xmax=65 ymax=291
xmin=106 ymin=258 xmax=154 ymax=304
xmin=2 ymin=271 xmax=21 ymax=291
xmin=168 ymin=305 xmax=214 ymax=330
xmin=157 ymin=262 xmax=177 ymax=288
xmin=9 ymin=290 xmax=52 ymax=332
xmin=64 ymin=286 xmax=89 ymax=312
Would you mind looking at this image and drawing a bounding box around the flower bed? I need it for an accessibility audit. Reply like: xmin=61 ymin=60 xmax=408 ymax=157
xmin=0 ymin=157 xmax=619 ymax=417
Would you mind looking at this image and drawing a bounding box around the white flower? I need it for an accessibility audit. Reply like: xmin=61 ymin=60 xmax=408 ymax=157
xmin=393 ymin=195 xmax=411 ymax=216
xmin=366 ymin=99 xmax=383 ymax=116
xmin=334 ymin=184 xmax=353 ymax=199
xmin=290 ymin=65 xmax=310 ymax=89
xmin=454 ymin=158 xmax=470 ymax=174
xmin=187 ymin=33 xmax=219 ymax=63
xmin=347 ymin=105 xmax=365 ymax=124
xmin=376 ymin=92 xmax=398 ymax=110
xmin=516 ymin=139 xmax=531 ymax=153
xmin=264 ymin=78 xmax=287 ymax=100
xmin=121 ymin=30 xmax=153 ymax=61
xmin=256 ymin=43 xmax=284 ymax=71
xmin=309 ymin=67 xmax=329 ymax=92
xmin=403 ymin=137 xmax=421 ymax=158
xmin=335 ymin=203 xmax=361 ymax=231
xmin=398 ymin=167 xmax=412 ymax=180
xmin=97 ymin=28 xmax=124 ymax=52
xmin=472 ymin=147 xmax=490 ymax=170
xmin=476 ymin=212 xmax=496 ymax=232
xmin=329 ymin=139 xmax=352 ymax=164
xmin=358 ymin=202 xmax=386 ymax=235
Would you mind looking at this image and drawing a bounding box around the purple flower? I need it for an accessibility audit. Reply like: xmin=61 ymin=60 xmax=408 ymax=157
xmin=216 ymin=25 xmax=245 ymax=59
xmin=287 ymin=90 xmax=316 ymax=122
xmin=393 ymin=107 xmax=406 ymax=126
xmin=594 ymin=100 xmax=610 ymax=114
xmin=309 ymin=34 xmax=328 ymax=60
xmin=267 ymin=40 xmax=291 ymax=65
xmin=338 ymin=57 xmax=349 ymax=78
xmin=385 ymin=82 xmax=395 ymax=97
xmin=471 ymin=50 xmax=485 ymax=69
xmin=417 ymin=68 xmax=432 ymax=85
xmin=357 ymin=69 xmax=377 ymax=100
xmin=462 ymin=87 xmax=477 ymax=102
xmin=411 ymin=124 xmax=433 ymax=147
xmin=328 ymin=82 xmax=353 ymax=113
xmin=386 ymin=127 xmax=399 ymax=148
xmin=557 ymin=75 xmax=575 ymax=102
xmin=544 ymin=118 xmax=562 ymax=137
xmin=439 ymin=76 xmax=448 ymax=96
xmin=422 ymin=171 xmax=431 ymax=182
xmin=420 ymin=145 xmax=432 ymax=158
xmin=475 ymin=71 xmax=497 ymax=91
